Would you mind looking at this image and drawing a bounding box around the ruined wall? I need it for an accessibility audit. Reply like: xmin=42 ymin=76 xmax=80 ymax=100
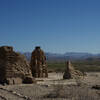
xmin=30 ymin=47 xmax=48 ymax=78
xmin=0 ymin=46 xmax=35 ymax=84
xmin=63 ymin=61 xmax=83 ymax=79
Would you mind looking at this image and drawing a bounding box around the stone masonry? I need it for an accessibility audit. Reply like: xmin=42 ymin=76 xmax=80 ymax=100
xmin=0 ymin=46 xmax=35 ymax=84
xmin=63 ymin=61 xmax=83 ymax=79
xmin=30 ymin=46 xmax=48 ymax=78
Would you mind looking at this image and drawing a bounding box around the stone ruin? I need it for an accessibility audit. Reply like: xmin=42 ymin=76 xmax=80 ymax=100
xmin=63 ymin=61 xmax=83 ymax=79
xmin=30 ymin=46 xmax=48 ymax=78
xmin=0 ymin=46 xmax=35 ymax=85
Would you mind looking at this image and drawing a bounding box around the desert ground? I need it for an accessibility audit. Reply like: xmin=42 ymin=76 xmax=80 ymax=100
xmin=0 ymin=72 xmax=100 ymax=100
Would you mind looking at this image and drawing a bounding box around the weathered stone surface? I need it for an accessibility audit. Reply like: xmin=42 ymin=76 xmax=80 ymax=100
xmin=30 ymin=46 xmax=48 ymax=78
xmin=6 ymin=78 xmax=23 ymax=85
xmin=23 ymin=76 xmax=36 ymax=84
xmin=92 ymin=85 xmax=100 ymax=90
xmin=0 ymin=46 xmax=35 ymax=84
xmin=63 ymin=61 xmax=83 ymax=79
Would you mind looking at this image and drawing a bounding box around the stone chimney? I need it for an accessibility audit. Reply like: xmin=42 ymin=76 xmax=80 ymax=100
xmin=30 ymin=46 xmax=48 ymax=78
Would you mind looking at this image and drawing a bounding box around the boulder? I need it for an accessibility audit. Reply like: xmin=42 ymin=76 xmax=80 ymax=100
xmin=0 ymin=46 xmax=35 ymax=84
xmin=23 ymin=76 xmax=36 ymax=84
xmin=92 ymin=85 xmax=100 ymax=90
xmin=30 ymin=46 xmax=48 ymax=78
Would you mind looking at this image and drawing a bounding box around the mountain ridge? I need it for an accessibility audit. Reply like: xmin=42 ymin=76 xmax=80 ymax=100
xmin=22 ymin=52 xmax=100 ymax=62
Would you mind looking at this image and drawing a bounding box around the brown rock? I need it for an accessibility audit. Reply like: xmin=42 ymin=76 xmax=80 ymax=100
xmin=0 ymin=46 xmax=35 ymax=84
xmin=23 ymin=76 xmax=36 ymax=84
xmin=63 ymin=61 xmax=83 ymax=79
xmin=92 ymin=85 xmax=100 ymax=90
xmin=30 ymin=46 xmax=48 ymax=78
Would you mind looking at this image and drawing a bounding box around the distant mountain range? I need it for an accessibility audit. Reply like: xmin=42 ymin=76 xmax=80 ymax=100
xmin=22 ymin=52 xmax=100 ymax=62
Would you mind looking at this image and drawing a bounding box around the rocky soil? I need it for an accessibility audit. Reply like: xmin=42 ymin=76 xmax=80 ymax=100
xmin=0 ymin=72 xmax=100 ymax=100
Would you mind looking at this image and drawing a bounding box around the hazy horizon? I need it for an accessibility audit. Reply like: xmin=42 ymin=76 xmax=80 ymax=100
xmin=0 ymin=0 xmax=100 ymax=53
xmin=22 ymin=50 xmax=100 ymax=55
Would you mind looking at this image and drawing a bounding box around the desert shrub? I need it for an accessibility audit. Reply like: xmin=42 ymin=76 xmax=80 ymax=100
xmin=43 ymin=85 xmax=100 ymax=100
xmin=47 ymin=60 xmax=100 ymax=72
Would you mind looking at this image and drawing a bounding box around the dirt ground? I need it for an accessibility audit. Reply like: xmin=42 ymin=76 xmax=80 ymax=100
xmin=0 ymin=72 xmax=100 ymax=100
xmin=36 ymin=72 xmax=100 ymax=85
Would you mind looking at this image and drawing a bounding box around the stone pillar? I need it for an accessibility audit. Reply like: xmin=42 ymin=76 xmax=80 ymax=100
xmin=30 ymin=46 xmax=48 ymax=78
xmin=63 ymin=60 xmax=83 ymax=79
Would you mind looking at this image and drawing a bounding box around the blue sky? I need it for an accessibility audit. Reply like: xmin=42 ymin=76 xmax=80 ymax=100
xmin=0 ymin=0 xmax=100 ymax=53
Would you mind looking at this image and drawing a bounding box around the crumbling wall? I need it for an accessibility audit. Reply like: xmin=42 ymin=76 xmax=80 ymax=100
xmin=63 ymin=61 xmax=83 ymax=79
xmin=0 ymin=46 xmax=35 ymax=84
xmin=30 ymin=46 xmax=48 ymax=78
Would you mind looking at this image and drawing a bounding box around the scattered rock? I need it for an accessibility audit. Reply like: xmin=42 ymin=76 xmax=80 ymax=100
xmin=30 ymin=46 xmax=48 ymax=78
xmin=0 ymin=95 xmax=7 ymax=100
xmin=45 ymin=92 xmax=58 ymax=98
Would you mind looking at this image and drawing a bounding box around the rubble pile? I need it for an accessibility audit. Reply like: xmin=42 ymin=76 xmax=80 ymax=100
xmin=63 ymin=61 xmax=83 ymax=79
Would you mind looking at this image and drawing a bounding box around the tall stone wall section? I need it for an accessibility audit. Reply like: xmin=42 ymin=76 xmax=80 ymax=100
xmin=0 ymin=46 xmax=35 ymax=84
xmin=30 ymin=47 xmax=48 ymax=78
